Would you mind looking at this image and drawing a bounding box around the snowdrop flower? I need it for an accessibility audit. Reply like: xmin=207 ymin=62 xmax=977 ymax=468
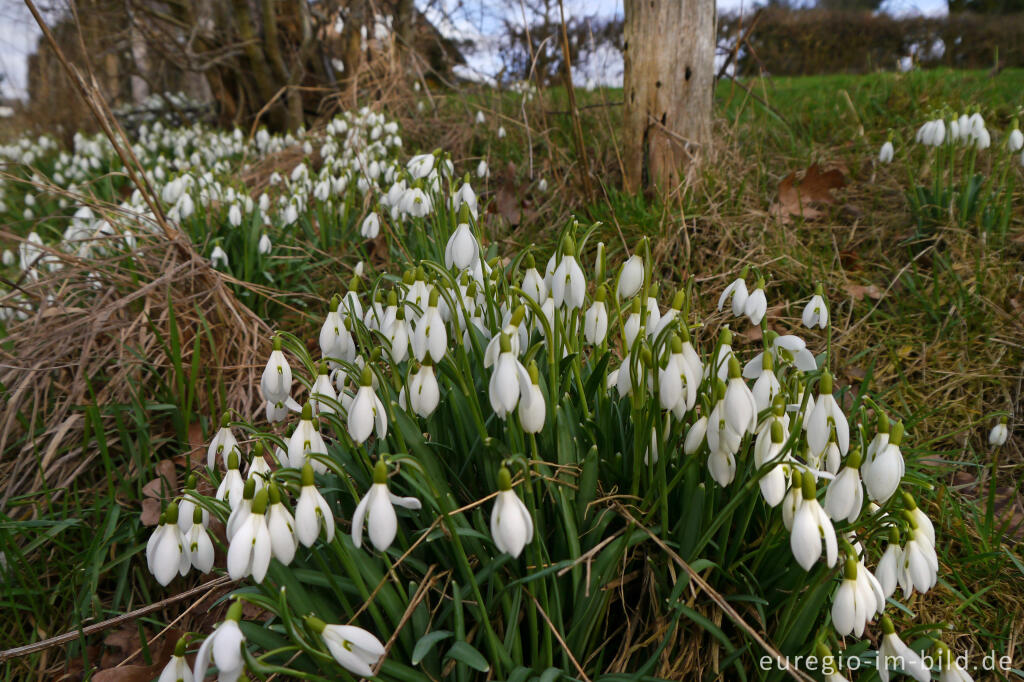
xmin=147 ymin=504 xmax=190 ymax=586
xmin=348 ymin=366 xmax=388 ymax=444
xmin=489 ymin=334 xmax=530 ymax=419
xmin=497 ymin=126 xmax=507 ymax=139
xmin=584 ymin=286 xmax=609 ymax=345
xmin=551 ymin=236 xmax=586 ymax=309
xmin=158 ymin=638 xmax=193 ymax=682
xmin=452 ymin=179 xmax=478 ymax=218
xmin=227 ymin=487 xmax=271 ymax=582
xmin=744 ymin=278 xmax=767 ymax=325
xmin=411 ymin=289 xmax=447 ymax=362
xmin=2 ymin=249 xmax=14 ymax=266
xmin=406 ymin=360 xmax=440 ymax=418
xmin=265 ymin=483 xmax=297 ymax=565
xmin=288 ymin=403 xmax=328 ymax=473
xmin=935 ymin=642 xmax=974 ymax=682
xmin=210 ymin=245 xmax=228 ymax=269
xmin=617 ymin=250 xmax=645 ymax=299
xmin=295 ymin=464 xmax=335 ymax=547
xmin=445 ymin=221 xmax=479 ymax=271
xmin=680 ymin=417 xmax=707 ymax=455
xmin=755 ymin=419 xmax=790 ymax=507
xmin=216 ymin=452 xmax=245 ymax=508
xmin=877 ymin=615 xmax=931 ymax=682
xmin=751 ymin=352 xmax=781 ymax=412
xmin=1009 ymin=122 xmax=1024 ymax=153
xmin=520 ymin=256 xmax=547 ymax=304
xmin=475 ymin=110 xmax=486 ymax=125
xmin=186 ymin=507 xmax=215 ymax=574
xmin=258 ymin=233 xmax=272 ymax=255
xmin=623 ymin=298 xmax=643 ymax=349
xmin=831 ymin=558 xmax=875 ymax=637
xmin=717 ymin=269 xmax=749 ymax=317
xmin=875 ymin=528 xmax=902 ymax=598
xmin=320 ymin=296 xmax=353 ymax=362
xmin=194 ymin=601 xmax=246 ymax=682
xmin=260 ymin=337 xmax=293 ymax=404
xmin=226 ymin=479 xmax=256 ymax=540
xmin=538 ymin=177 xmax=548 ymax=192
xmin=899 ymin=522 xmax=938 ymax=597
xmin=477 ymin=160 xmax=489 ymax=179
xmin=743 ymin=331 xmax=818 ymax=379
xmin=307 ymin=617 xmax=386 ymax=678
xmin=518 ymin=362 xmax=546 ymax=433
xmin=399 ymin=187 xmax=431 ymax=218
xmin=310 ymin=364 xmax=339 ymax=416
xmin=863 ymin=419 xmax=905 ymax=504
xmin=824 ymin=447 xmax=864 ymax=523
xmin=178 ymin=477 xmax=209 ymax=533
xmin=361 ymin=212 xmax=380 ymax=239
xmin=491 ymin=467 xmax=533 ymax=558
xmin=989 ymin=416 xmax=1008 ymax=447
xmin=707 ymin=328 xmax=736 ymax=382
xmin=790 ymin=475 xmax=838 ymax=571
xmin=723 ymin=357 xmax=757 ymax=435
xmin=353 ymin=461 xmax=421 ymax=552
xmin=879 ymin=139 xmax=894 ymax=163
xmin=206 ymin=413 xmax=239 ymax=469
xmin=802 ymin=284 xmax=829 ymax=329
xmin=806 ymin=371 xmax=850 ymax=458
xmin=227 ymin=203 xmax=241 ymax=227
xmin=384 ymin=307 xmax=410 ymax=363
xmin=406 ymin=152 xmax=435 ymax=179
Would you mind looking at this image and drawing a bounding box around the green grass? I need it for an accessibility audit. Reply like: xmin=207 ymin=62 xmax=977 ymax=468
xmin=2 ymin=66 xmax=1023 ymax=679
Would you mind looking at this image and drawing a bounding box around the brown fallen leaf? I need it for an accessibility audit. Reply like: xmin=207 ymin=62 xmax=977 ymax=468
xmin=771 ymin=163 xmax=846 ymax=223
xmin=141 ymin=459 xmax=179 ymax=526
xmin=844 ymin=283 xmax=883 ymax=302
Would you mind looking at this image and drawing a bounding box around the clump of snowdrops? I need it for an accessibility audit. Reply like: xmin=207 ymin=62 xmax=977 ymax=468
xmin=144 ymin=152 xmax=971 ymax=679
xmin=878 ymin=110 xmax=1022 ymax=239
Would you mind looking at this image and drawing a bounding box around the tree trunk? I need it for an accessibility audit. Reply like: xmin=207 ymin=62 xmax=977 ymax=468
xmin=622 ymin=0 xmax=715 ymax=193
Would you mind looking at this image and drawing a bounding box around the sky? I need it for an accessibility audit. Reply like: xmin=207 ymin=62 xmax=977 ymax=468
xmin=0 ymin=0 xmax=949 ymax=102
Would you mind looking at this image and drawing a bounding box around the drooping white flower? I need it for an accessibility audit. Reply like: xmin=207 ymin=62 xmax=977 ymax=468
xmin=802 ymin=285 xmax=829 ymax=329
xmin=210 ymin=245 xmax=229 ymax=269
xmin=684 ymin=416 xmax=708 ymax=454
xmin=352 ymin=461 xmax=421 ymax=552
xmin=521 ymin=259 xmax=547 ymax=305
xmin=206 ymin=413 xmax=239 ymax=469
xmin=185 ymin=507 xmax=215 ymax=574
xmin=347 ymin=366 xmax=388 ymax=444
xmin=158 ymin=638 xmax=194 ymax=682
xmin=823 ymin=448 xmax=864 ymax=523
xmin=295 ymin=464 xmax=335 ymax=547
xmin=806 ymin=371 xmax=850 ymax=458
xmin=227 ymin=203 xmax=242 ymax=227
xmin=258 ymin=233 xmax=272 ymax=255
xmin=310 ymin=365 xmax=339 ymax=416
xmin=751 ymin=352 xmax=781 ymax=413
xmin=406 ymin=152 xmax=435 ymax=180
xmin=445 ymin=222 xmax=479 ymax=271
xmin=875 ymin=529 xmax=903 ymax=598
xmin=551 ymin=238 xmax=586 ymax=309
xmin=497 ymin=125 xmax=507 ymax=139
xmin=309 ymin=618 xmax=386 ymax=678
xmin=899 ymin=525 xmax=938 ymax=597
xmin=288 ymin=403 xmax=328 ymax=473
xmin=936 ymin=643 xmax=974 ymax=682
xmin=723 ymin=357 xmax=757 ymax=436
xmin=744 ymin=278 xmax=767 ymax=325
xmin=518 ymin=362 xmax=546 ymax=433
xmin=452 ymin=180 xmax=478 ymax=218
xmin=717 ymin=273 xmax=748 ymax=317
xmin=831 ymin=558 xmax=875 ymax=637
xmin=755 ymin=419 xmax=790 ymax=507
xmin=226 ymin=479 xmax=256 ymax=540
xmin=790 ymin=475 xmax=838 ymax=571
xmin=227 ymin=488 xmax=272 ymax=582
xmin=617 ymin=252 xmax=644 ymax=299
xmin=407 ymin=361 xmax=440 ymax=417
xmin=863 ymin=420 xmax=905 ymax=504
xmin=146 ymin=504 xmax=190 ymax=586
xmin=877 ymin=616 xmax=931 ymax=682
xmin=489 ymin=334 xmax=530 ymax=419
xmin=411 ymin=290 xmax=447 ymax=362
xmin=491 ymin=467 xmax=534 ymax=558
xmin=360 ymin=212 xmax=380 ymax=239
xmin=989 ymin=416 xmax=1009 ymax=447
xmin=878 ymin=139 xmax=894 ymax=163
xmin=215 ymin=452 xmax=245 ymax=508
xmin=260 ymin=338 xmax=293 ymax=404
xmin=193 ymin=602 xmax=246 ymax=682
xmin=475 ymin=110 xmax=486 ymax=125
xmin=264 ymin=483 xmax=297 ymax=566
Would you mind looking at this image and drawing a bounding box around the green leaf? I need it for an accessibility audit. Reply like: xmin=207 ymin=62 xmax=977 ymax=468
xmin=412 ymin=630 xmax=453 ymax=665
xmin=445 ymin=641 xmax=490 ymax=673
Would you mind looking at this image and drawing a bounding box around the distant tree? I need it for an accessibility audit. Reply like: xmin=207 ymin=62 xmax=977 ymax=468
xmin=817 ymin=0 xmax=885 ymax=12
xmin=948 ymin=0 xmax=1024 ymax=13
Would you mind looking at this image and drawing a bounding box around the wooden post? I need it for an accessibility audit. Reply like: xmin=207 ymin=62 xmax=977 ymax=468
xmin=622 ymin=0 xmax=715 ymax=192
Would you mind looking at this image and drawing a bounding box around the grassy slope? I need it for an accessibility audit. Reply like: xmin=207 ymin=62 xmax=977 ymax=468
xmin=2 ymin=67 xmax=1023 ymax=679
